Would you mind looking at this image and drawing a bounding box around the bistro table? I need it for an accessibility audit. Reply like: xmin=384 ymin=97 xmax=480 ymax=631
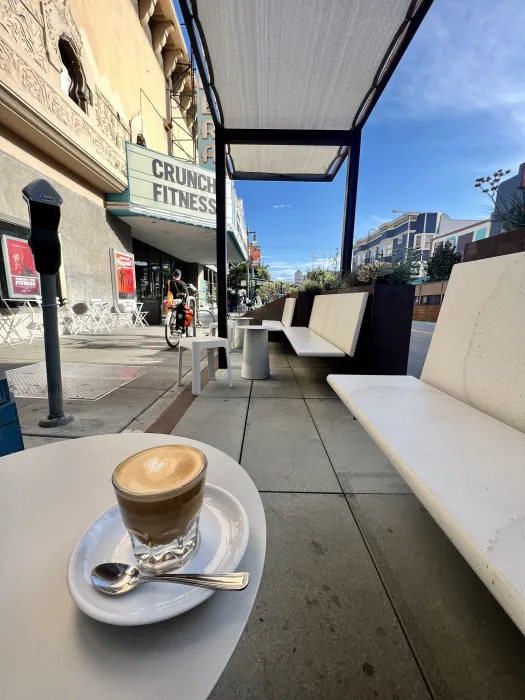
xmin=242 ymin=325 xmax=273 ymax=380
xmin=232 ymin=316 xmax=253 ymax=349
xmin=0 ymin=433 xmax=266 ymax=700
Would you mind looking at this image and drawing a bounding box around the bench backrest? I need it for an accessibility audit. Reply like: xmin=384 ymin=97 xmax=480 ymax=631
xmin=421 ymin=251 xmax=525 ymax=434
xmin=308 ymin=292 xmax=368 ymax=356
xmin=281 ymin=297 xmax=296 ymax=327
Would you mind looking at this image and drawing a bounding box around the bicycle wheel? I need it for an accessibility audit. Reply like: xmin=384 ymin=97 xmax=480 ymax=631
xmin=165 ymin=311 xmax=181 ymax=348
xmin=196 ymin=308 xmax=215 ymax=328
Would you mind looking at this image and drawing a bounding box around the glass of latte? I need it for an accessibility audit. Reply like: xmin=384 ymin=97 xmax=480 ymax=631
xmin=112 ymin=445 xmax=207 ymax=572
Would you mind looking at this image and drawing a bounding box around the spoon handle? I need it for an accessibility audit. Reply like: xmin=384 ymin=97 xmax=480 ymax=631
xmin=148 ymin=571 xmax=250 ymax=590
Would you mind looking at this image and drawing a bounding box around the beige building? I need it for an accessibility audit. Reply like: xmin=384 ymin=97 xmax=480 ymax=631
xmin=0 ymin=0 xmax=247 ymax=323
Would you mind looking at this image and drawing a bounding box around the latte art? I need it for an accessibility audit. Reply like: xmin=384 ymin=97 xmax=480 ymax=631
xmin=114 ymin=445 xmax=205 ymax=496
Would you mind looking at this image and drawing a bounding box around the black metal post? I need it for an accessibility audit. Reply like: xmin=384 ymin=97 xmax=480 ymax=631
xmin=39 ymin=275 xmax=72 ymax=427
xmin=340 ymin=129 xmax=362 ymax=273
xmin=215 ymin=126 xmax=228 ymax=368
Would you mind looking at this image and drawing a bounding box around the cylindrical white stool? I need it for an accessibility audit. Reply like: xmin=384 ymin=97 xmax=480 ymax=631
xmin=242 ymin=326 xmax=272 ymax=380
xmin=233 ymin=317 xmax=253 ymax=350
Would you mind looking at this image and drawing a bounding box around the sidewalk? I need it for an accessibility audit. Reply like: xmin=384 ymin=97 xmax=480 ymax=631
xmin=0 ymin=328 xmax=203 ymax=446
xmin=168 ymin=341 xmax=525 ymax=700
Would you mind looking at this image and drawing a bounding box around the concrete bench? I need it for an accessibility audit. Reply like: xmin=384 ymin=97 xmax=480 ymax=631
xmin=328 ymin=252 xmax=525 ymax=635
xmin=284 ymin=292 xmax=368 ymax=357
xmin=265 ymin=297 xmax=296 ymax=330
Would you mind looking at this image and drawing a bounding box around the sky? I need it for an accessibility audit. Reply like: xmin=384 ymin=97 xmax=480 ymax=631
xmin=230 ymin=0 xmax=525 ymax=279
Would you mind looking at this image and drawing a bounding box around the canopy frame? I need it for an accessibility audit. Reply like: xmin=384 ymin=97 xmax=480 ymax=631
xmin=179 ymin=0 xmax=434 ymax=364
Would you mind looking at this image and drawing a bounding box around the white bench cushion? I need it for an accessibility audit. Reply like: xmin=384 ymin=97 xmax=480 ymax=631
xmin=327 ymin=373 xmax=525 ymax=636
xmin=281 ymin=297 xmax=296 ymax=327
xmin=265 ymin=320 xmax=284 ymax=329
xmin=284 ymin=327 xmax=345 ymax=357
xmin=421 ymin=251 xmax=525 ymax=433
xmin=308 ymin=292 xmax=367 ymax=356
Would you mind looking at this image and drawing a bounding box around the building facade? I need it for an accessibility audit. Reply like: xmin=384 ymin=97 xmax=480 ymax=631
xmin=352 ymin=212 xmax=440 ymax=271
xmin=0 ymin=0 xmax=247 ymax=325
xmin=430 ymin=219 xmax=491 ymax=256
xmin=352 ymin=212 xmax=485 ymax=274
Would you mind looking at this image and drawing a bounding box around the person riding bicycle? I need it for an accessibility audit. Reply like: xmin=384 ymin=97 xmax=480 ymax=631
xmin=167 ymin=269 xmax=188 ymax=302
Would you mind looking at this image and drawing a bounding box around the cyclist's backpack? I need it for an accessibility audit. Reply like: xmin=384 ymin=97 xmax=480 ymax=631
xmin=175 ymin=303 xmax=194 ymax=331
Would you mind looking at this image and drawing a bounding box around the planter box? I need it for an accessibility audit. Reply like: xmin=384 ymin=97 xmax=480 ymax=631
xmin=463 ymin=227 xmax=525 ymax=262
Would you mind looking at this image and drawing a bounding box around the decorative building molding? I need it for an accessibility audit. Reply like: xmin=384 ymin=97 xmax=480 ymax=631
xmin=138 ymin=0 xmax=158 ymax=27
xmin=0 ymin=35 xmax=126 ymax=180
xmin=41 ymin=0 xmax=83 ymax=72
xmin=0 ymin=0 xmax=48 ymax=71
xmin=151 ymin=19 xmax=173 ymax=59
xmin=162 ymin=46 xmax=182 ymax=78
xmin=94 ymin=87 xmax=130 ymax=154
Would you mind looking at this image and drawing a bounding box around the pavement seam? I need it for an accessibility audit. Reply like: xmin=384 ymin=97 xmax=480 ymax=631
xmin=303 ymin=392 xmax=438 ymax=700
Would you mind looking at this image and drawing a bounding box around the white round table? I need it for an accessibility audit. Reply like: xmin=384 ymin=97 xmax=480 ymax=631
xmin=0 ymin=434 xmax=266 ymax=700
xmin=242 ymin=325 xmax=273 ymax=380
xmin=233 ymin=316 xmax=253 ymax=349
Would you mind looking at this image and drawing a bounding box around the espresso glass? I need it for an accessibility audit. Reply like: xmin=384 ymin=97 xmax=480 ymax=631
xmin=112 ymin=445 xmax=207 ymax=573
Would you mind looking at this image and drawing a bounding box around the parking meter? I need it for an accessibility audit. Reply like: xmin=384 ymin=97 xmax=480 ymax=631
xmin=22 ymin=179 xmax=73 ymax=428
xmin=22 ymin=179 xmax=63 ymax=275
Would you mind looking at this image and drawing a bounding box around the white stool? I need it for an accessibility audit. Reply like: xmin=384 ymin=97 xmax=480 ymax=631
xmin=233 ymin=317 xmax=253 ymax=349
xmin=178 ymin=337 xmax=233 ymax=395
xmin=242 ymin=326 xmax=272 ymax=380
xmin=209 ymin=320 xmax=235 ymax=348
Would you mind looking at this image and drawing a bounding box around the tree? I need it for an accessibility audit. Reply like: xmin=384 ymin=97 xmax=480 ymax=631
xmin=228 ymin=261 xmax=270 ymax=291
xmin=426 ymin=241 xmax=461 ymax=282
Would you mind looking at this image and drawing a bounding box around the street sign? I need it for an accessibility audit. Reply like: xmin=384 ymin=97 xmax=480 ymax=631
xmin=240 ymin=280 xmax=247 ymax=286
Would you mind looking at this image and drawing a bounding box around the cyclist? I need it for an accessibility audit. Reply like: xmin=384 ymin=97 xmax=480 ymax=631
xmin=167 ymin=269 xmax=188 ymax=301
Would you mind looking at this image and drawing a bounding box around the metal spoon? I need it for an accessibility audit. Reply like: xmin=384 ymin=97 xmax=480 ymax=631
xmin=91 ymin=562 xmax=249 ymax=596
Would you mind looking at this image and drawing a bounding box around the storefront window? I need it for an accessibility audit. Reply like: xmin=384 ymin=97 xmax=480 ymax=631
xmin=132 ymin=239 xmax=188 ymax=303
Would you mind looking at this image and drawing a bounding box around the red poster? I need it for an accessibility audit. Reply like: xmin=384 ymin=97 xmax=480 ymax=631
xmin=2 ymin=235 xmax=40 ymax=298
xmin=249 ymin=244 xmax=261 ymax=268
xmin=114 ymin=250 xmax=136 ymax=300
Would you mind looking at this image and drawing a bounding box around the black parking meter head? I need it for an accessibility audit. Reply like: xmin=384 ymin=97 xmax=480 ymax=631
xmin=22 ymin=179 xmax=63 ymax=275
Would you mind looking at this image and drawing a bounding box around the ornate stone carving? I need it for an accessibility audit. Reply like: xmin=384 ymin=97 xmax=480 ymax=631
xmin=0 ymin=0 xmax=47 ymax=70
xmin=0 ymin=36 xmax=126 ymax=177
xmin=138 ymin=0 xmax=158 ymax=26
xmin=94 ymin=87 xmax=130 ymax=154
xmin=151 ymin=19 xmax=173 ymax=59
xmin=41 ymin=0 xmax=83 ymax=72
xmin=163 ymin=46 xmax=182 ymax=78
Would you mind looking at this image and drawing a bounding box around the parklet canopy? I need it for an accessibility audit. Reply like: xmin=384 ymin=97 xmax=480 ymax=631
xmin=181 ymin=0 xmax=433 ymax=180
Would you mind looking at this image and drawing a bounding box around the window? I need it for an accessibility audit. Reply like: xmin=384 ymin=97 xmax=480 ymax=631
xmin=414 ymin=234 xmax=422 ymax=248
xmin=424 ymin=235 xmax=432 ymax=250
xmin=474 ymin=227 xmax=487 ymax=241
xmin=58 ymin=38 xmax=90 ymax=113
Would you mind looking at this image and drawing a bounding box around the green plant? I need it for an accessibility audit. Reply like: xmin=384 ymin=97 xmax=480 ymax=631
xmin=474 ymin=168 xmax=525 ymax=232
xmin=303 ymin=280 xmax=324 ymax=294
xmin=426 ymin=241 xmax=461 ymax=282
xmin=356 ymin=261 xmax=392 ymax=284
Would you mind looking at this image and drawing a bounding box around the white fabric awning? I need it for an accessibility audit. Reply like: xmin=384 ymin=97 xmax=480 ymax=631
xmin=185 ymin=0 xmax=431 ymax=179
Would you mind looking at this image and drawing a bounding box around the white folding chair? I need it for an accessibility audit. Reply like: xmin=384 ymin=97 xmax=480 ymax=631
xmin=0 ymin=300 xmax=29 ymax=347
xmin=27 ymin=299 xmax=44 ymax=343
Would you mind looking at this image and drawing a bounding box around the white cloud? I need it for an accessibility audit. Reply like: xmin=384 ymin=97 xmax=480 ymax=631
xmin=272 ymin=204 xmax=291 ymax=209
xmin=388 ymin=0 xmax=525 ymax=142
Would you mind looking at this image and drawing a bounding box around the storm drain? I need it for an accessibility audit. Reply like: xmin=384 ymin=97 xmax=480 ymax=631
xmin=6 ymin=362 xmax=156 ymax=401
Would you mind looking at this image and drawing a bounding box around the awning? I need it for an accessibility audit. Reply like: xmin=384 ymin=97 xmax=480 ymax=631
xmin=182 ymin=0 xmax=433 ymax=180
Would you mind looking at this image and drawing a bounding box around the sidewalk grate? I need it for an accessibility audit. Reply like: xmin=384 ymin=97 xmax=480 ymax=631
xmin=6 ymin=363 xmax=156 ymax=401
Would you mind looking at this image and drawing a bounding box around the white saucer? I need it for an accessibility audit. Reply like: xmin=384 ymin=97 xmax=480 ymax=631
xmin=67 ymin=484 xmax=249 ymax=626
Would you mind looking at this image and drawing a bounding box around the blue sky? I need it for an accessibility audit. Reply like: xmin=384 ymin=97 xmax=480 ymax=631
xmin=231 ymin=0 xmax=525 ymax=279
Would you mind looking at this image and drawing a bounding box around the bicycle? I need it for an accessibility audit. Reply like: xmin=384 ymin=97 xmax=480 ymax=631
xmin=165 ymin=298 xmax=193 ymax=348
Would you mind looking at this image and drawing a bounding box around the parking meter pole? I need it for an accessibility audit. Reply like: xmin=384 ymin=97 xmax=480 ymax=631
xmin=39 ymin=275 xmax=71 ymax=427
xmin=22 ymin=178 xmax=73 ymax=428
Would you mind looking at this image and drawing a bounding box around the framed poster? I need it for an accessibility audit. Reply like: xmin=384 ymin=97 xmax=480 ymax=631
xmin=111 ymin=248 xmax=136 ymax=302
xmin=1 ymin=235 xmax=40 ymax=298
